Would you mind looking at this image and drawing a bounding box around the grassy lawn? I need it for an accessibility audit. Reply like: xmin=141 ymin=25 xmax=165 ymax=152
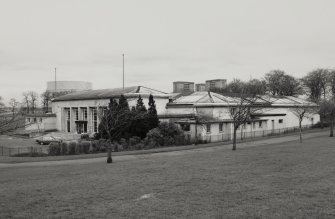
xmin=1 ymin=135 xmax=335 ymax=218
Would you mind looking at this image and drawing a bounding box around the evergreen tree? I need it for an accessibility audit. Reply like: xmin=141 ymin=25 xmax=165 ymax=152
xmin=135 ymin=95 xmax=147 ymax=112
xmin=148 ymin=94 xmax=159 ymax=129
xmin=130 ymin=95 xmax=149 ymax=138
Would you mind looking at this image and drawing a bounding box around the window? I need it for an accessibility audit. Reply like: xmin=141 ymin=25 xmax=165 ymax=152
xmin=279 ymin=119 xmax=283 ymax=124
xmin=83 ymin=108 xmax=88 ymax=120
xmin=66 ymin=109 xmax=70 ymax=120
xmin=92 ymin=108 xmax=97 ymax=132
xmin=74 ymin=108 xmax=79 ymax=120
xmin=259 ymin=121 xmax=262 ymax=128
xmin=184 ymin=83 xmax=190 ymax=91
xmin=181 ymin=124 xmax=190 ymax=132
xmin=219 ymin=123 xmax=223 ymax=132
xmin=27 ymin=118 xmax=31 ymax=123
xmin=39 ymin=118 xmax=43 ymax=123
xmin=210 ymin=81 xmax=216 ymax=88
xmin=206 ymin=123 xmax=211 ymax=133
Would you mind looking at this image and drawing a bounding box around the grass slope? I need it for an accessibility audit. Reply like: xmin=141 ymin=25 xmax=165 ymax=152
xmin=1 ymin=135 xmax=335 ymax=218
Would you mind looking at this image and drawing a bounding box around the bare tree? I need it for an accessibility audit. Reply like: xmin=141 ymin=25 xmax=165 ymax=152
xmin=22 ymin=92 xmax=30 ymax=114
xmin=229 ymin=95 xmax=262 ymax=150
xmin=8 ymin=98 xmax=19 ymax=119
xmin=41 ymin=91 xmax=52 ymax=113
xmin=302 ymin=69 xmax=329 ymax=102
xmin=28 ymin=91 xmax=38 ymax=115
xmin=291 ymin=104 xmax=318 ymax=143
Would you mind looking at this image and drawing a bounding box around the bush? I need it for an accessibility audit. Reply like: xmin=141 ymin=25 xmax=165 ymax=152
xmin=80 ymin=141 xmax=91 ymax=154
xmin=80 ymin=133 xmax=89 ymax=140
xmin=48 ymin=142 xmax=61 ymax=156
xmin=91 ymin=140 xmax=99 ymax=153
xmin=120 ymin=138 xmax=128 ymax=151
xmin=68 ymin=141 xmax=78 ymax=155
xmin=61 ymin=141 xmax=68 ymax=155
xmin=146 ymin=122 xmax=185 ymax=148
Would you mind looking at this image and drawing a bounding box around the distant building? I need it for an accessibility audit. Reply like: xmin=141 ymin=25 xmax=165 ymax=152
xmin=173 ymin=81 xmax=194 ymax=94
xmin=46 ymin=81 xmax=93 ymax=93
xmin=195 ymin=83 xmax=206 ymax=92
xmin=205 ymin=79 xmax=227 ymax=91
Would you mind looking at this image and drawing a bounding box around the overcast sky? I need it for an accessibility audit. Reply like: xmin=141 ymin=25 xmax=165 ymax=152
xmin=1 ymin=0 xmax=335 ymax=103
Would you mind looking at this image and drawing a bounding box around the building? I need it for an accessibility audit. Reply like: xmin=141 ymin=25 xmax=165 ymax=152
xmin=25 ymin=113 xmax=57 ymax=132
xmin=51 ymin=86 xmax=170 ymax=134
xmin=162 ymin=92 xmax=319 ymax=143
xmin=195 ymin=83 xmax=206 ymax=92
xmin=205 ymin=79 xmax=227 ymax=91
xmin=47 ymin=81 xmax=93 ymax=93
xmin=173 ymin=81 xmax=195 ymax=94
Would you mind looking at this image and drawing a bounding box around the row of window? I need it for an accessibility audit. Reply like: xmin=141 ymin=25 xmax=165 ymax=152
xmin=26 ymin=118 xmax=43 ymax=123
xmin=65 ymin=107 xmax=97 ymax=133
xmin=181 ymin=119 xmax=285 ymax=134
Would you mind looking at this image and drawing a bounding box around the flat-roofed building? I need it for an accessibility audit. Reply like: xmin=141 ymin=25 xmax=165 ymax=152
xmin=205 ymin=79 xmax=227 ymax=91
xmin=195 ymin=83 xmax=206 ymax=92
xmin=173 ymin=81 xmax=194 ymax=94
xmin=51 ymin=86 xmax=170 ymax=134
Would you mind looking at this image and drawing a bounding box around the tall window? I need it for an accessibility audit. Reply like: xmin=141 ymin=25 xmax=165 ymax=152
xmin=92 ymin=108 xmax=97 ymax=133
xmin=74 ymin=108 xmax=79 ymax=120
xmin=278 ymin=119 xmax=283 ymax=124
xmin=83 ymin=108 xmax=88 ymax=120
xmin=219 ymin=123 xmax=223 ymax=132
xmin=206 ymin=123 xmax=211 ymax=133
xmin=66 ymin=109 xmax=70 ymax=132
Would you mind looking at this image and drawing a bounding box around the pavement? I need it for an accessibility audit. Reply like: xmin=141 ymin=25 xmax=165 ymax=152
xmin=0 ymin=129 xmax=330 ymax=168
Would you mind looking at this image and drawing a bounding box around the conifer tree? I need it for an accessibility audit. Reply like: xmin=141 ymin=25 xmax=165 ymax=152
xmin=148 ymin=94 xmax=159 ymax=129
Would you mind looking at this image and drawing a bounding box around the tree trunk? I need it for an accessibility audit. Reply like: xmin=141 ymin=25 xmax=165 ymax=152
xmin=232 ymin=127 xmax=237 ymax=151
xmin=330 ymin=117 xmax=334 ymax=137
xmin=299 ymin=121 xmax=302 ymax=143
xmin=107 ymin=141 xmax=112 ymax=163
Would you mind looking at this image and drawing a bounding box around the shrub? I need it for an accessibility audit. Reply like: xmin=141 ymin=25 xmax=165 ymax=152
xmin=48 ymin=142 xmax=61 ymax=156
xmin=91 ymin=140 xmax=99 ymax=153
xmin=68 ymin=141 xmax=78 ymax=155
xmin=80 ymin=133 xmax=89 ymax=140
xmin=80 ymin=141 xmax=91 ymax=154
xmin=119 ymin=138 xmax=128 ymax=151
xmin=146 ymin=122 xmax=185 ymax=147
xmin=61 ymin=141 xmax=68 ymax=155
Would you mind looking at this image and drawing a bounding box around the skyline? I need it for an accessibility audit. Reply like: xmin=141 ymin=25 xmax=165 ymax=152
xmin=1 ymin=0 xmax=335 ymax=103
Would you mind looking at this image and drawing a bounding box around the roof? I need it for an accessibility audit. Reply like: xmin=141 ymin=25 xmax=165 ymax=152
xmin=173 ymin=81 xmax=195 ymax=84
xmin=167 ymin=92 xmax=318 ymax=108
xmin=26 ymin=113 xmax=56 ymax=118
xmin=52 ymin=86 xmax=169 ymax=102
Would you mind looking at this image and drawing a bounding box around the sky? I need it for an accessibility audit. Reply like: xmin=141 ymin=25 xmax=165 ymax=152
xmin=1 ymin=0 xmax=335 ymax=104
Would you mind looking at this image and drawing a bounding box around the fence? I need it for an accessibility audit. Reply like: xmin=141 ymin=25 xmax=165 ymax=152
xmin=0 ymin=125 xmax=318 ymax=157
xmin=193 ymin=124 xmax=313 ymax=144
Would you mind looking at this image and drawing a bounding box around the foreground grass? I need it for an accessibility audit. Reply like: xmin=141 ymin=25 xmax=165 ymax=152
xmin=1 ymin=136 xmax=335 ymax=218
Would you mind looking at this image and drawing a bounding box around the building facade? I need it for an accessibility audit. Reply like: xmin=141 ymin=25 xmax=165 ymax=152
xmin=162 ymin=92 xmax=319 ymax=143
xmin=51 ymin=86 xmax=170 ymax=134
xmin=205 ymin=79 xmax=227 ymax=91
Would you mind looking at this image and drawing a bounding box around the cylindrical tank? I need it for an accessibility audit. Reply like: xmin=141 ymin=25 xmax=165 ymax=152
xmin=46 ymin=81 xmax=93 ymax=92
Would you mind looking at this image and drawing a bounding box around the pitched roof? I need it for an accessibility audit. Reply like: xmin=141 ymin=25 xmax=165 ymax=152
xmin=52 ymin=86 xmax=169 ymax=102
xmin=168 ymin=92 xmax=317 ymax=107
